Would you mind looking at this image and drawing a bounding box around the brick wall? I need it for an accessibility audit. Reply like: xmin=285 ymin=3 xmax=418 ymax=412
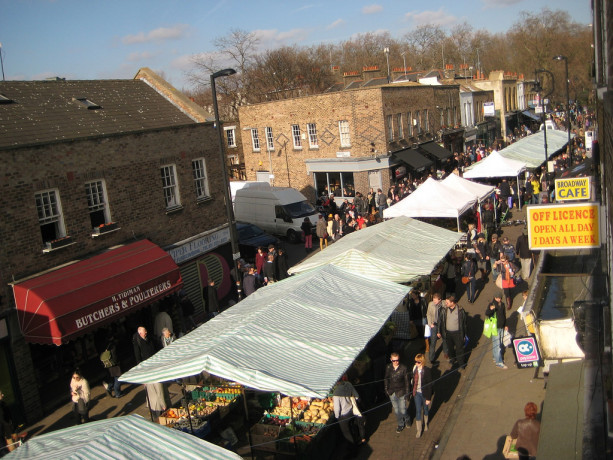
xmin=238 ymin=84 xmax=460 ymax=201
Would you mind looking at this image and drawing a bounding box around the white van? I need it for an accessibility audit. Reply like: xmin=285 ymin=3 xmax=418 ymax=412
xmin=234 ymin=182 xmax=319 ymax=243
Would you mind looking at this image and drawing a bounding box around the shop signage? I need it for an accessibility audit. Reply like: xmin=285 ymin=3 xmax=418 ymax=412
xmin=336 ymin=151 xmax=351 ymax=158
xmin=526 ymin=203 xmax=600 ymax=250
xmin=554 ymin=177 xmax=591 ymax=201
xmin=512 ymin=337 xmax=540 ymax=368
xmin=168 ymin=227 xmax=230 ymax=264
xmin=483 ymin=102 xmax=495 ymax=117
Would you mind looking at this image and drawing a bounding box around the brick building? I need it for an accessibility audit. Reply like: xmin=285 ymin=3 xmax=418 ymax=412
xmin=0 ymin=72 xmax=236 ymax=421
xmin=238 ymin=80 xmax=460 ymax=203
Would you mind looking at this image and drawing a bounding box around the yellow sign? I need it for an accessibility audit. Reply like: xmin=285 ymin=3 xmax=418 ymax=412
xmin=554 ymin=177 xmax=591 ymax=201
xmin=527 ymin=203 xmax=600 ymax=250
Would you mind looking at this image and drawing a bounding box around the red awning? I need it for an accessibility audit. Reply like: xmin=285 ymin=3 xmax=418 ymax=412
xmin=12 ymin=240 xmax=183 ymax=346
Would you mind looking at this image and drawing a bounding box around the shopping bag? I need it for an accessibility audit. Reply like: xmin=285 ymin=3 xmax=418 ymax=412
xmin=502 ymin=330 xmax=513 ymax=347
xmin=495 ymin=274 xmax=503 ymax=289
xmin=424 ymin=324 xmax=431 ymax=338
xmin=461 ymin=276 xmax=469 ymax=285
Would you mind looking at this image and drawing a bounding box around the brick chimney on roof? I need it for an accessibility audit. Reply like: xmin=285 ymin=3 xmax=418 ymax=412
xmin=362 ymin=65 xmax=382 ymax=81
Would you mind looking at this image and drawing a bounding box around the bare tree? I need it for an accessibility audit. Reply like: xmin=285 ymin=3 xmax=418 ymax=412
xmin=404 ymin=25 xmax=446 ymax=70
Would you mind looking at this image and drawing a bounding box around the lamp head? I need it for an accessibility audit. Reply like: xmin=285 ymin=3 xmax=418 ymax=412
xmin=553 ymin=55 xmax=567 ymax=62
xmin=212 ymin=68 xmax=237 ymax=79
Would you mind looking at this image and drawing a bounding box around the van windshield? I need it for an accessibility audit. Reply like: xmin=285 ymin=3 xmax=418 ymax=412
xmin=283 ymin=201 xmax=316 ymax=218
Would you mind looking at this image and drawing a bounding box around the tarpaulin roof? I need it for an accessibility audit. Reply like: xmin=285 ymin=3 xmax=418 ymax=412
xmin=383 ymin=177 xmax=477 ymax=219
xmin=4 ymin=415 xmax=241 ymax=460
xmin=441 ymin=173 xmax=495 ymax=202
xmin=120 ymin=265 xmax=409 ymax=397
xmin=287 ymin=216 xmax=461 ymax=283
xmin=463 ymin=150 xmax=527 ymax=179
xmin=418 ymin=141 xmax=453 ymax=161
xmin=497 ymin=129 xmax=573 ymax=168
xmin=392 ymin=147 xmax=433 ymax=171
xmin=12 ymin=240 xmax=182 ymax=345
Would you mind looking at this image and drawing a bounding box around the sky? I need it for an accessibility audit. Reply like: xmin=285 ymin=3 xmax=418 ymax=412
xmin=0 ymin=0 xmax=591 ymax=90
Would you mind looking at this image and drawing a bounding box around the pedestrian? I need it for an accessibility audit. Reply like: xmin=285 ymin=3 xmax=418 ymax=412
xmin=384 ymin=352 xmax=410 ymax=433
xmin=442 ymin=254 xmax=457 ymax=298
xmin=132 ymin=326 xmax=155 ymax=364
xmin=178 ymin=290 xmax=196 ymax=333
xmin=100 ymin=335 xmax=123 ymax=398
xmin=474 ymin=233 xmax=490 ymax=282
xmin=242 ymin=265 xmax=258 ymax=297
xmin=510 ymin=402 xmax=541 ymax=459
xmin=202 ymin=279 xmax=219 ymax=316
xmin=316 ymin=214 xmax=328 ymax=250
xmin=255 ymin=247 xmax=267 ymax=281
xmin=495 ymin=254 xmax=517 ymax=310
xmin=332 ymin=376 xmax=365 ymax=448
xmin=490 ymin=233 xmax=503 ymax=280
xmin=516 ymin=229 xmax=533 ymax=281
xmin=262 ymin=253 xmax=276 ymax=285
xmin=426 ymin=293 xmax=446 ymax=364
xmin=276 ymin=247 xmax=289 ymax=280
xmin=153 ymin=306 xmax=173 ymax=347
xmin=437 ymin=295 xmax=468 ymax=370
xmin=301 ymin=217 xmax=313 ymax=251
xmin=411 ymin=354 xmax=432 ymax=438
xmin=161 ymin=327 xmax=175 ymax=348
xmin=461 ymin=253 xmax=477 ymax=303
xmin=407 ymin=290 xmax=425 ymax=340
xmin=70 ymin=369 xmax=90 ymax=424
xmin=484 ymin=294 xmax=509 ymax=369
xmin=0 ymin=390 xmax=14 ymax=454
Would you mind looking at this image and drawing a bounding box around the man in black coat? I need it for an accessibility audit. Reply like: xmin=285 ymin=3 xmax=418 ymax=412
xmin=437 ymin=295 xmax=468 ymax=370
xmin=132 ymin=327 xmax=155 ymax=365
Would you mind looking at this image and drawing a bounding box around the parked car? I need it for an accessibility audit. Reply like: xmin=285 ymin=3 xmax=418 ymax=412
xmin=237 ymin=222 xmax=280 ymax=261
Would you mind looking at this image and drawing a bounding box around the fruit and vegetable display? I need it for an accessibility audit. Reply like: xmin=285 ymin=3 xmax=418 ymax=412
xmin=301 ymin=398 xmax=333 ymax=424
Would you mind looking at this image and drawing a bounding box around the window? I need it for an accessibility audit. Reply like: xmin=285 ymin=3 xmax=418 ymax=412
xmin=291 ymin=124 xmax=302 ymax=149
xmin=265 ymin=127 xmax=274 ymax=151
xmin=192 ymin=158 xmax=210 ymax=200
xmin=447 ymin=108 xmax=452 ymax=126
xmin=397 ymin=113 xmax=403 ymax=138
xmin=415 ymin=110 xmax=421 ymax=133
xmin=307 ymin=123 xmax=318 ymax=148
xmin=387 ymin=115 xmax=393 ymax=140
xmin=35 ymin=189 xmax=66 ymax=243
xmin=85 ymin=180 xmax=111 ymax=229
xmin=224 ymin=127 xmax=236 ymax=148
xmin=250 ymin=128 xmax=260 ymax=152
xmin=424 ymin=109 xmax=429 ymax=132
xmin=339 ymin=120 xmax=350 ymax=147
xmin=407 ymin=112 xmax=413 ymax=136
xmin=161 ymin=164 xmax=181 ymax=209
xmin=74 ymin=97 xmax=101 ymax=110
xmin=453 ymin=106 xmax=458 ymax=126
xmin=314 ymin=172 xmax=355 ymax=198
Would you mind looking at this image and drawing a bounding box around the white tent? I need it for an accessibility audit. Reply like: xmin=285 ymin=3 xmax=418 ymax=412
xmin=287 ymin=216 xmax=461 ymax=283
xmin=441 ymin=173 xmax=495 ymax=202
xmin=5 ymin=415 xmax=241 ymax=460
xmin=463 ymin=150 xmax=527 ymax=179
xmin=120 ymin=265 xmax=409 ymax=397
xmin=497 ymin=129 xmax=572 ymax=168
xmin=383 ymin=177 xmax=477 ymax=230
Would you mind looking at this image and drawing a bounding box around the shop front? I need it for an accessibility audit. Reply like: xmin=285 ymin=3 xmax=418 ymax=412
xmin=10 ymin=240 xmax=183 ymax=416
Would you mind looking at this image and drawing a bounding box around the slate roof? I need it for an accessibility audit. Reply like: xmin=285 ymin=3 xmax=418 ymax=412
xmin=0 ymin=79 xmax=198 ymax=150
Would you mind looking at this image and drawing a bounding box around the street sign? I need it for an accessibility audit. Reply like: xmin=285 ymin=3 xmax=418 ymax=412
xmin=512 ymin=336 xmax=540 ymax=368
xmin=526 ymin=203 xmax=600 ymax=250
xmin=554 ymin=177 xmax=591 ymax=201
xmin=535 ymin=106 xmax=543 ymax=114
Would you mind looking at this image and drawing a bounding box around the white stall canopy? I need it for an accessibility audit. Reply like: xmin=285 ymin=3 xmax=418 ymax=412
xmin=288 ymin=216 xmax=461 ymax=283
xmin=120 ymin=265 xmax=409 ymax=398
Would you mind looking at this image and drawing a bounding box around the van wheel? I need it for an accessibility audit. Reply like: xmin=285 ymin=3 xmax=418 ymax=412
xmin=287 ymin=229 xmax=299 ymax=244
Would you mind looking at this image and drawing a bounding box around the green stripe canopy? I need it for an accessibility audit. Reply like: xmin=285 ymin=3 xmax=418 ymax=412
xmin=120 ymin=265 xmax=409 ymax=397
xmin=288 ymin=216 xmax=462 ymax=283
xmin=498 ymin=129 xmax=573 ymax=168
xmin=5 ymin=415 xmax=241 ymax=460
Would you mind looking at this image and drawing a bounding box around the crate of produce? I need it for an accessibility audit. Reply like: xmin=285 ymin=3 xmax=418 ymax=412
xmin=250 ymin=423 xmax=281 ymax=452
xmin=158 ymin=409 xmax=179 ymax=426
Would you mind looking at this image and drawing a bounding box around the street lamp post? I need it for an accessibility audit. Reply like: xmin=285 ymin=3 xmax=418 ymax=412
xmin=401 ymin=51 xmax=407 ymax=78
xmin=553 ymin=55 xmax=572 ymax=165
xmin=535 ymin=69 xmax=554 ymax=185
xmin=384 ymin=47 xmax=390 ymax=83
xmin=210 ymin=68 xmax=242 ymax=300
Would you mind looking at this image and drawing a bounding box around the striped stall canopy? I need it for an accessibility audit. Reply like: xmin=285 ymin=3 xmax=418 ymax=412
xmin=289 ymin=216 xmax=461 ymax=283
xmin=497 ymin=129 xmax=574 ymax=168
xmin=5 ymin=415 xmax=241 ymax=460
xmin=120 ymin=265 xmax=410 ymax=397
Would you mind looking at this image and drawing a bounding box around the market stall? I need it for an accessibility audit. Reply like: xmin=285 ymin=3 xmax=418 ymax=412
xmin=287 ymin=216 xmax=462 ymax=283
xmin=120 ymin=265 xmax=410 ymax=457
xmin=4 ymin=415 xmax=242 ymax=460
xmin=496 ymin=129 xmax=573 ymax=168
xmin=383 ymin=177 xmax=477 ymax=231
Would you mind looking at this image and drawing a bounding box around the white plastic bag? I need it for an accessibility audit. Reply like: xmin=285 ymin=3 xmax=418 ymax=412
xmin=502 ymin=330 xmax=513 ymax=348
xmin=424 ymin=324 xmax=431 ymax=338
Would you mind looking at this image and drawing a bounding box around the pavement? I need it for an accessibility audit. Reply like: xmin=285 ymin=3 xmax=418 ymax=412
xmin=19 ymin=205 xmax=546 ymax=460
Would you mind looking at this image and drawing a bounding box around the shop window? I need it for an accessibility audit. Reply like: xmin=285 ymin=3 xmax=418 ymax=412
xmin=35 ymin=189 xmax=66 ymax=244
xmin=313 ymin=172 xmax=355 ymax=198
xmin=85 ymin=180 xmax=111 ymax=229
